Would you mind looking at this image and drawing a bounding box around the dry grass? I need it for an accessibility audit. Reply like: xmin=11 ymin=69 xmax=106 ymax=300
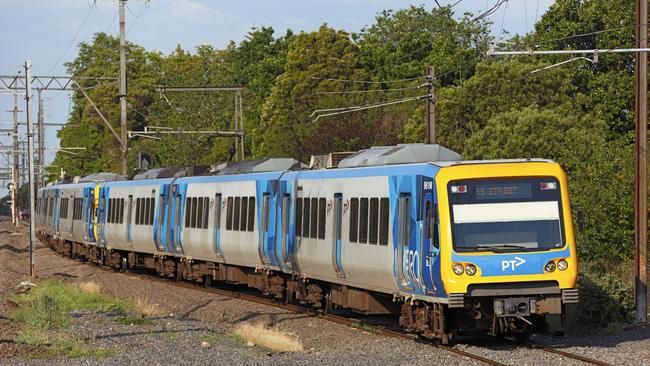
xmin=233 ymin=322 xmax=303 ymax=352
xmin=78 ymin=282 xmax=101 ymax=295
xmin=135 ymin=298 xmax=162 ymax=318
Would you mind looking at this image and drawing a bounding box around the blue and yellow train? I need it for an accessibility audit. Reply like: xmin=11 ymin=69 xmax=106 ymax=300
xmin=36 ymin=144 xmax=578 ymax=343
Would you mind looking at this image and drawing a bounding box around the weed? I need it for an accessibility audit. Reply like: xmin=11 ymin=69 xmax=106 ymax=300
xmin=232 ymin=322 xmax=303 ymax=352
xmin=114 ymin=315 xmax=152 ymax=326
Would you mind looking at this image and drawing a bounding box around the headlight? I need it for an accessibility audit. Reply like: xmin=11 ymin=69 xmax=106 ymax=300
xmin=465 ymin=264 xmax=477 ymax=276
xmin=544 ymin=261 xmax=556 ymax=272
xmin=452 ymin=263 xmax=464 ymax=275
xmin=557 ymin=259 xmax=568 ymax=271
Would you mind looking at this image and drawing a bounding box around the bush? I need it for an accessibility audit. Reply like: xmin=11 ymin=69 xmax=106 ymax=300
xmin=567 ymin=265 xmax=634 ymax=333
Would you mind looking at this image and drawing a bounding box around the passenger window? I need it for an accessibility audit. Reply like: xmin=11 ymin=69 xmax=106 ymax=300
xmin=399 ymin=194 xmax=411 ymax=246
xmin=318 ymin=197 xmax=326 ymax=239
xmin=195 ymin=197 xmax=203 ymax=229
xmin=310 ymin=197 xmax=318 ymax=238
xmin=379 ymin=198 xmax=389 ymax=245
xmin=349 ymin=198 xmax=358 ymax=242
xmin=425 ymin=201 xmax=432 ymax=239
xmin=433 ymin=203 xmax=439 ymax=249
xmin=185 ymin=197 xmax=191 ymax=228
xmin=226 ymin=197 xmax=233 ymax=230
xmin=136 ymin=198 xmax=141 ymax=225
xmin=247 ymin=197 xmax=255 ymax=231
xmin=359 ymin=198 xmax=369 ymax=243
xmin=202 ymin=197 xmax=209 ymax=229
xmin=302 ymin=198 xmax=310 ymax=237
xmin=295 ymin=198 xmax=303 ymax=237
xmin=233 ymin=197 xmax=241 ymax=231
xmin=241 ymin=197 xmax=248 ymax=231
xmin=369 ymin=198 xmax=379 ymax=244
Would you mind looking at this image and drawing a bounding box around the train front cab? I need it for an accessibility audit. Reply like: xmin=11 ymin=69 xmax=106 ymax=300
xmin=436 ymin=161 xmax=578 ymax=338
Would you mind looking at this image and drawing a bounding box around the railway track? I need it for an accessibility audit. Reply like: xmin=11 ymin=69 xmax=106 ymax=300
xmin=46 ymin=245 xmax=611 ymax=366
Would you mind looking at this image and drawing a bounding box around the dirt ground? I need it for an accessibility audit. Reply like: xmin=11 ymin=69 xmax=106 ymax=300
xmin=0 ymin=218 xmax=648 ymax=365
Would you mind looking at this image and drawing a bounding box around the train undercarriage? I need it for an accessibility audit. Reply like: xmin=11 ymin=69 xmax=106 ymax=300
xmin=41 ymin=232 xmax=565 ymax=345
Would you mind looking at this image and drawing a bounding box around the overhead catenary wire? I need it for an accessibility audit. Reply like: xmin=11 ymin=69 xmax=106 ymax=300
xmin=48 ymin=1 xmax=97 ymax=74
xmin=312 ymin=94 xmax=430 ymax=122
xmin=316 ymin=84 xmax=427 ymax=95
xmin=310 ymin=76 xmax=424 ymax=84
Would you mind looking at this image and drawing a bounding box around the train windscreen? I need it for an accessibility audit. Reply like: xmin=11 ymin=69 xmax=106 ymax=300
xmin=448 ymin=178 xmax=565 ymax=252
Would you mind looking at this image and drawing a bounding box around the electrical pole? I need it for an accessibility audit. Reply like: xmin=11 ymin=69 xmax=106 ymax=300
xmin=634 ymin=0 xmax=648 ymax=324
xmin=24 ymin=60 xmax=36 ymax=279
xmin=12 ymin=94 xmax=20 ymax=227
xmin=426 ymin=66 xmax=436 ymax=144
xmin=119 ymin=0 xmax=128 ymax=175
xmin=37 ymin=88 xmax=45 ymax=189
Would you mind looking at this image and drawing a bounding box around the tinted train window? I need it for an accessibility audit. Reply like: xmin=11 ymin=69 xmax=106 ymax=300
xmin=202 ymin=197 xmax=209 ymax=229
xmin=226 ymin=197 xmax=233 ymax=230
xmin=247 ymin=197 xmax=255 ymax=231
xmin=359 ymin=198 xmax=369 ymax=243
xmin=369 ymin=198 xmax=379 ymax=244
xmin=233 ymin=197 xmax=241 ymax=231
xmin=318 ymin=198 xmax=326 ymax=239
xmin=349 ymin=198 xmax=358 ymax=242
xmin=379 ymin=198 xmax=389 ymax=245
xmin=240 ymin=197 xmax=248 ymax=231
xmin=310 ymin=197 xmax=318 ymax=238
xmin=302 ymin=198 xmax=310 ymax=237
xmin=185 ymin=197 xmax=191 ymax=228
xmin=295 ymin=198 xmax=303 ymax=237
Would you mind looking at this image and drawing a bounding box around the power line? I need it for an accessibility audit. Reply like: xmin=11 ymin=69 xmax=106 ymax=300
xmin=316 ymin=84 xmax=427 ymax=95
xmin=310 ymin=76 xmax=424 ymax=84
xmin=47 ymin=1 xmax=97 ymax=74
xmin=311 ymin=94 xmax=430 ymax=122
xmin=473 ymin=0 xmax=508 ymax=22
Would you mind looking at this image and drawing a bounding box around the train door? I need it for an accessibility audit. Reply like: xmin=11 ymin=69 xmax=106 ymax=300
xmin=397 ymin=192 xmax=415 ymax=291
xmin=154 ymin=184 xmax=170 ymax=253
xmin=331 ymin=193 xmax=345 ymax=278
xmin=97 ymin=187 xmax=107 ymax=247
xmin=54 ymin=189 xmax=60 ymax=235
xmin=171 ymin=183 xmax=185 ymax=254
xmin=126 ymin=195 xmax=133 ymax=246
xmin=421 ymin=177 xmax=440 ymax=295
xmin=277 ymin=193 xmax=295 ymax=271
xmin=258 ymin=192 xmax=272 ymax=265
xmin=212 ymin=193 xmax=223 ymax=258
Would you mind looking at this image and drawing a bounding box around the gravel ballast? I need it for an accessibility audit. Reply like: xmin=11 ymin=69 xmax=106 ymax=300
xmin=0 ymin=220 xmax=648 ymax=365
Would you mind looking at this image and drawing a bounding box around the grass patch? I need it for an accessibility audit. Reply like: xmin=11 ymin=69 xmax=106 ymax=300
xmin=49 ymin=334 xmax=115 ymax=359
xmin=8 ymin=279 xmax=130 ymax=359
xmin=114 ymin=315 xmax=153 ymax=326
xmin=232 ymin=322 xmax=303 ymax=352
xmin=135 ymin=298 xmax=162 ymax=318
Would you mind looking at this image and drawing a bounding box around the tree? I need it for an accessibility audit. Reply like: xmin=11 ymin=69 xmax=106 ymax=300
xmin=256 ymin=25 xmax=381 ymax=161
xmin=464 ymin=105 xmax=634 ymax=260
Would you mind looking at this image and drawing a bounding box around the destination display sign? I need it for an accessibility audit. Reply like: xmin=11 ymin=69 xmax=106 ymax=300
xmin=475 ymin=182 xmax=532 ymax=200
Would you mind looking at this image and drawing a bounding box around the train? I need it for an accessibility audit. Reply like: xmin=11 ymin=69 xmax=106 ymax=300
xmin=36 ymin=143 xmax=578 ymax=343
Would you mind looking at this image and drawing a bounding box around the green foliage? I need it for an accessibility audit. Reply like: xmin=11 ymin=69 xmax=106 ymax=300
xmin=10 ymin=280 xmax=131 ymax=331
xmin=114 ymin=315 xmax=152 ymax=326
xmin=567 ymin=262 xmax=634 ymax=333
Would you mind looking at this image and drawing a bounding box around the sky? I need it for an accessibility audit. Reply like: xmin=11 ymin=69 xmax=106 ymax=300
xmin=0 ymin=0 xmax=556 ymax=194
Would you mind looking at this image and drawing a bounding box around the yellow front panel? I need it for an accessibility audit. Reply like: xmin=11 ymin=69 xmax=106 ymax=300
xmin=435 ymin=162 xmax=578 ymax=294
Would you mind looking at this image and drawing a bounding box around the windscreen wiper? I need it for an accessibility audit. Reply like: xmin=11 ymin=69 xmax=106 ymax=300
xmin=459 ymin=245 xmax=548 ymax=252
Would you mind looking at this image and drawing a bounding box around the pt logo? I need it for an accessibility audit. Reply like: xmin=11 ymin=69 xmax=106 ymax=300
xmin=501 ymin=256 xmax=526 ymax=271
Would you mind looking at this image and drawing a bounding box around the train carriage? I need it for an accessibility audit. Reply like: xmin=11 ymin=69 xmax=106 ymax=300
xmin=37 ymin=144 xmax=578 ymax=343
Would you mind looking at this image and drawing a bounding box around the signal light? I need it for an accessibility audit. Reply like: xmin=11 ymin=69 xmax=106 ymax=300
xmin=540 ymin=181 xmax=557 ymax=190
xmin=451 ymin=185 xmax=467 ymax=193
